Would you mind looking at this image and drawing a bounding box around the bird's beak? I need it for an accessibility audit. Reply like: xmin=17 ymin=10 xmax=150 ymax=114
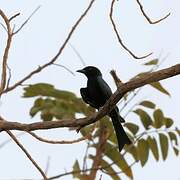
xmin=76 ymin=69 xmax=85 ymax=74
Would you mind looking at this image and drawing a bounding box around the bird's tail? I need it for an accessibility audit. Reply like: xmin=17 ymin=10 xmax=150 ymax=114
xmin=110 ymin=107 xmax=125 ymax=123
xmin=110 ymin=110 xmax=131 ymax=152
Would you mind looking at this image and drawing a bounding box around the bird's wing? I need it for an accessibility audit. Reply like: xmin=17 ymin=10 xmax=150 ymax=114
xmin=96 ymin=77 xmax=112 ymax=100
xmin=96 ymin=77 xmax=125 ymax=122
xmin=80 ymin=88 xmax=98 ymax=108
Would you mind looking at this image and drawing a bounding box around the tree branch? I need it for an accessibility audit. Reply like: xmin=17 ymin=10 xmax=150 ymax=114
xmin=89 ymin=122 xmax=109 ymax=179
xmin=28 ymin=131 xmax=92 ymax=144
xmin=136 ymin=0 xmax=170 ymax=24
xmin=13 ymin=6 xmax=41 ymax=35
xmin=3 ymin=0 xmax=96 ymax=95
xmin=0 ymin=63 xmax=180 ymax=131
xmin=0 ymin=9 xmax=13 ymax=94
xmin=6 ymin=130 xmax=47 ymax=179
xmin=109 ymin=0 xmax=152 ymax=59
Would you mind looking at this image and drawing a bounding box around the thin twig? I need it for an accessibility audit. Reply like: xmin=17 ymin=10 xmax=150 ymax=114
xmin=6 ymin=130 xmax=47 ymax=179
xmin=119 ymin=88 xmax=141 ymax=113
xmin=136 ymin=0 xmax=170 ymax=24
xmin=83 ymin=142 xmax=90 ymax=170
xmin=45 ymin=156 xmax=51 ymax=176
xmin=28 ymin=131 xmax=91 ymax=144
xmin=69 ymin=44 xmax=86 ymax=66
xmin=110 ymin=70 xmax=123 ymax=88
xmin=53 ymin=63 xmax=75 ymax=76
xmin=0 ymin=22 xmax=7 ymax=32
xmin=9 ymin=12 xmax=20 ymax=22
xmin=3 ymin=0 xmax=96 ymax=94
xmin=109 ymin=0 xmax=152 ymax=59
xmin=13 ymin=5 xmax=41 ymax=35
xmin=48 ymin=167 xmax=99 ymax=180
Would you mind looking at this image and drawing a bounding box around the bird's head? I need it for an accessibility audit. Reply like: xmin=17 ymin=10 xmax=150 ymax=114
xmin=77 ymin=66 xmax=102 ymax=78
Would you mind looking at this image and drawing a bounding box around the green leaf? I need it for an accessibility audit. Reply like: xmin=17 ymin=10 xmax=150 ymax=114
xmin=73 ymin=160 xmax=80 ymax=172
xmin=175 ymin=127 xmax=180 ymax=136
xmin=147 ymin=136 xmax=159 ymax=161
xmin=159 ymin=133 xmax=169 ymax=160
xmin=144 ymin=59 xmax=158 ymax=65
xmin=133 ymin=109 xmax=153 ymax=129
xmin=137 ymin=139 xmax=149 ymax=166
xmin=30 ymin=107 xmax=41 ymax=117
xmin=150 ymin=82 xmax=170 ymax=96
xmin=168 ymin=132 xmax=178 ymax=145
xmin=25 ymin=84 xmax=95 ymax=121
xmin=124 ymin=122 xmax=139 ymax=135
xmin=101 ymin=159 xmax=121 ymax=180
xmin=139 ymin=100 xmax=156 ymax=109
xmin=72 ymin=160 xmax=81 ymax=179
xmin=104 ymin=142 xmax=133 ymax=178
xmin=23 ymin=83 xmax=55 ymax=97
xmin=124 ymin=145 xmax=139 ymax=161
xmin=173 ymin=147 xmax=179 ymax=156
xmin=164 ymin=118 xmax=173 ymax=128
xmin=41 ymin=110 xmax=53 ymax=121
xmin=23 ymin=83 xmax=77 ymax=100
xmin=153 ymin=109 xmax=164 ymax=129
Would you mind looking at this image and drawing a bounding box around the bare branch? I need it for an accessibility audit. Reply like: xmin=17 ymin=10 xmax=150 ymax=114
xmin=110 ymin=70 xmax=123 ymax=88
xmin=109 ymin=0 xmax=152 ymax=59
xmin=0 ymin=63 xmax=180 ymax=131
xmin=53 ymin=63 xmax=75 ymax=76
xmin=9 ymin=12 xmax=20 ymax=22
xmin=136 ymin=0 xmax=170 ymax=24
xmin=48 ymin=168 xmax=99 ymax=180
xmin=28 ymin=131 xmax=91 ymax=144
xmin=6 ymin=130 xmax=47 ymax=179
xmin=0 ymin=9 xmax=12 ymax=94
xmin=13 ymin=6 xmax=41 ymax=35
xmin=45 ymin=156 xmax=51 ymax=176
xmin=3 ymin=0 xmax=96 ymax=94
xmin=70 ymin=44 xmax=86 ymax=66
xmin=0 ymin=22 xmax=7 ymax=32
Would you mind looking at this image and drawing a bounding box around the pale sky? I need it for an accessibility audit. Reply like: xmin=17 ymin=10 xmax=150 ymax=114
xmin=0 ymin=1 xmax=180 ymax=180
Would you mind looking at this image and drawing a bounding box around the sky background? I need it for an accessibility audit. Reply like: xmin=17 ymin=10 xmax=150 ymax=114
xmin=0 ymin=0 xmax=180 ymax=179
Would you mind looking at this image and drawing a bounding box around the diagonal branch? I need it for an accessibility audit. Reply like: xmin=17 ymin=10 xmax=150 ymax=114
xmin=13 ymin=6 xmax=41 ymax=35
xmin=109 ymin=0 xmax=152 ymax=59
xmin=136 ymin=0 xmax=170 ymax=24
xmin=0 ymin=63 xmax=180 ymax=131
xmin=3 ymin=0 xmax=96 ymax=95
xmin=6 ymin=130 xmax=47 ymax=179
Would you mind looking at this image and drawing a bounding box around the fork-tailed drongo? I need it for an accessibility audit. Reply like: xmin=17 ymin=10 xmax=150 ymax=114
xmin=77 ymin=66 xmax=131 ymax=152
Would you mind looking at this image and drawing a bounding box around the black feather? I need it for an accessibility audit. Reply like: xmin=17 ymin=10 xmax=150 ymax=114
xmin=77 ymin=66 xmax=131 ymax=152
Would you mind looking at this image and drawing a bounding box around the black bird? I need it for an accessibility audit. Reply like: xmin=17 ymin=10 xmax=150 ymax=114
xmin=77 ymin=66 xmax=131 ymax=152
